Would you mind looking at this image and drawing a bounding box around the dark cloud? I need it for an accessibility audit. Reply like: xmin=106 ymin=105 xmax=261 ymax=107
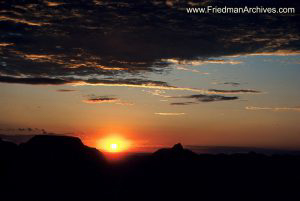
xmin=246 ymin=106 xmax=300 ymax=112
xmin=184 ymin=94 xmax=239 ymax=102
xmin=212 ymin=81 xmax=246 ymax=87
xmin=171 ymin=94 xmax=239 ymax=104
xmin=0 ymin=75 xmax=170 ymax=88
xmin=56 ymin=89 xmax=77 ymax=92
xmin=2 ymin=75 xmax=255 ymax=95
xmin=208 ymin=89 xmax=260 ymax=94
xmin=170 ymin=102 xmax=196 ymax=105
xmin=223 ymin=82 xmax=241 ymax=87
xmin=82 ymin=78 xmax=169 ymax=87
xmin=0 ymin=0 xmax=299 ymax=89
xmin=82 ymin=94 xmax=134 ymax=105
xmin=0 ymin=75 xmax=70 ymax=85
xmin=83 ymin=95 xmax=118 ymax=104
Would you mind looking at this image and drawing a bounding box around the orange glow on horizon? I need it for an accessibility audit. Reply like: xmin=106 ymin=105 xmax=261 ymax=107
xmin=97 ymin=135 xmax=131 ymax=153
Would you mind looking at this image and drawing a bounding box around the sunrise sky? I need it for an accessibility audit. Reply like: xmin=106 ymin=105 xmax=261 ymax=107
xmin=0 ymin=0 xmax=300 ymax=152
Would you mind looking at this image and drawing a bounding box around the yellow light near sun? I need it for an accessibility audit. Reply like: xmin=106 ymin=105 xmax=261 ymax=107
xmin=97 ymin=136 xmax=131 ymax=152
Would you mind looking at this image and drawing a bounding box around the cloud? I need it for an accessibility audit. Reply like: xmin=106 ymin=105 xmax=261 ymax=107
xmin=73 ymin=79 xmax=260 ymax=94
xmin=164 ymin=59 xmax=243 ymax=66
xmin=176 ymin=66 xmax=209 ymax=74
xmin=143 ymin=90 xmax=171 ymax=98
xmin=170 ymin=102 xmax=196 ymax=106
xmin=82 ymin=95 xmax=133 ymax=105
xmin=169 ymin=94 xmax=239 ymax=105
xmin=211 ymin=82 xmax=242 ymax=87
xmin=82 ymin=96 xmax=119 ymax=104
xmin=180 ymin=94 xmax=239 ymax=102
xmin=212 ymin=82 xmax=242 ymax=87
xmin=45 ymin=1 xmax=65 ymax=7
xmin=0 ymin=42 xmax=14 ymax=47
xmin=223 ymin=82 xmax=241 ymax=87
xmin=154 ymin=112 xmax=185 ymax=116
xmin=236 ymin=50 xmax=300 ymax=57
xmin=0 ymin=76 xmax=70 ymax=85
xmin=0 ymin=15 xmax=50 ymax=26
xmin=0 ymin=0 xmax=299 ymax=90
xmin=115 ymin=102 xmax=134 ymax=106
xmin=263 ymin=59 xmax=300 ymax=64
xmin=144 ymin=90 xmax=241 ymax=105
xmin=0 ymin=75 xmax=169 ymax=87
xmin=208 ymin=89 xmax=261 ymax=94
xmin=0 ymin=75 xmax=261 ymax=98
xmin=56 ymin=89 xmax=77 ymax=92
xmin=245 ymin=106 xmax=300 ymax=112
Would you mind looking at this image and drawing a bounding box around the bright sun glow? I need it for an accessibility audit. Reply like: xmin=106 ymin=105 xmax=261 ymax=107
xmin=97 ymin=135 xmax=131 ymax=152
xmin=111 ymin=143 xmax=117 ymax=150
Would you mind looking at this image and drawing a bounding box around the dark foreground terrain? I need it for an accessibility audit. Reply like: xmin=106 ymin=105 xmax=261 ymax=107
xmin=1 ymin=135 xmax=300 ymax=201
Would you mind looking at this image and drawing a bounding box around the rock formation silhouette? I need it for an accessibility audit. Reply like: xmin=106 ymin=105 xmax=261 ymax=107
xmin=0 ymin=136 xmax=300 ymax=201
xmin=153 ymin=143 xmax=198 ymax=160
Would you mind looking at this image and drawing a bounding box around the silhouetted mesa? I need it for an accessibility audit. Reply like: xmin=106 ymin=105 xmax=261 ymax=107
xmin=19 ymin=135 xmax=106 ymax=168
xmin=0 ymin=137 xmax=18 ymax=161
xmin=0 ymin=134 xmax=34 ymax=144
xmin=0 ymin=137 xmax=17 ymax=152
xmin=153 ymin=143 xmax=198 ymax=160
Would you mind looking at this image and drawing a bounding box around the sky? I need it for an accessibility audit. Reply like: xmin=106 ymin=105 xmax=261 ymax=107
xmin=0 ymin=0 xmax=300 ymax=152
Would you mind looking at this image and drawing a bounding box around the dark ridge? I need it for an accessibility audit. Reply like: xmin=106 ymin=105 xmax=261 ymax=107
xmin=19 ymin=135 xmax=106 ymax=166
xmin=1 ymin=140 xmax=300 ymax=201
xmin=0 ymin=138 xmax=18 ymax=159
xmin=0 ymin=134 xmax=35 ymax=144
xmin=23 ymin=135 xmax=84 ymax=148
xmin=172 ymin=143 xmax=184 ymax=151
xmin=153 ymin=143 xmax=198 ymax=160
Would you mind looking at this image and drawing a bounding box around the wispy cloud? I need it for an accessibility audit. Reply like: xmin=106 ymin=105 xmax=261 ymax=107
xmin=83 ymin=97 xmax=118 ymax=104
xmin=0 ymin=42 xmax=14 ymax=47
xmin=239 ymin=50 xmax=300 ymax=57
xmin=179 ymin=94 xmax=239 ymax=102
xmin=73 ymin=80 xmax=261 ymax=94
xmin=163 ymin=59 xmax=243 ymax=66
xmin=170 ymin=102 xmax=196 ymax=106
xmin=169 ymin=94 xmax=239 ymax=105
xmin=155 ymin=112 xmax=186 ymax=116
xmin=45 ymin=1 xmax=65 ymax=7
xmin=246 ymin=106 xmax=300 ymax=112
xmin=212 ymin=82 xmax=241 ymax=87
xmin=0 ymin=76 xmax=70 ymax=85
xmin=208 ymin=89 xmax=260 ymax=94
xmin=223 ymin=82 xmax=241 ymax=87
xmin=143 ymin=90 xmax=172 ymax=98
xmin=56 ymin=89 xmax=77 ymax=92
xmin=82 ymin=95 xmax=133 ymax=106
xmin=0 ymin=15 xmax=50 ymax=26
xmin=176 ymin=66 xmax=210 ymax=74
xmin=0 ymin=75 xmax=261 ymax=97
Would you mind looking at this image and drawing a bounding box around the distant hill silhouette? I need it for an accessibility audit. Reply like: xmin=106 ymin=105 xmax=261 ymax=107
xmin=153 ymin=143 xmax=198 ymax=159
xmin=0 ymin=137 xmax=17 ymax=161
xmin=20 ymin=135 xmax=106 ymax=165
xmin=0 ymin=134 xmax=35 ymax=144
xmin=1 ymin=135 xmax=108 ymax=201
xmin=186 ymin=145 xmax=300 ymax=155
xmin=1 ymin=136 xmax=300 ymax=201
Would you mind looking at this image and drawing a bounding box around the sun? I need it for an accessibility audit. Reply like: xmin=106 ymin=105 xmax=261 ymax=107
xmin=97 ymin=135 xmax=131 ymax=153
xmin=111 ymin=143 xmax=117 ymax=150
